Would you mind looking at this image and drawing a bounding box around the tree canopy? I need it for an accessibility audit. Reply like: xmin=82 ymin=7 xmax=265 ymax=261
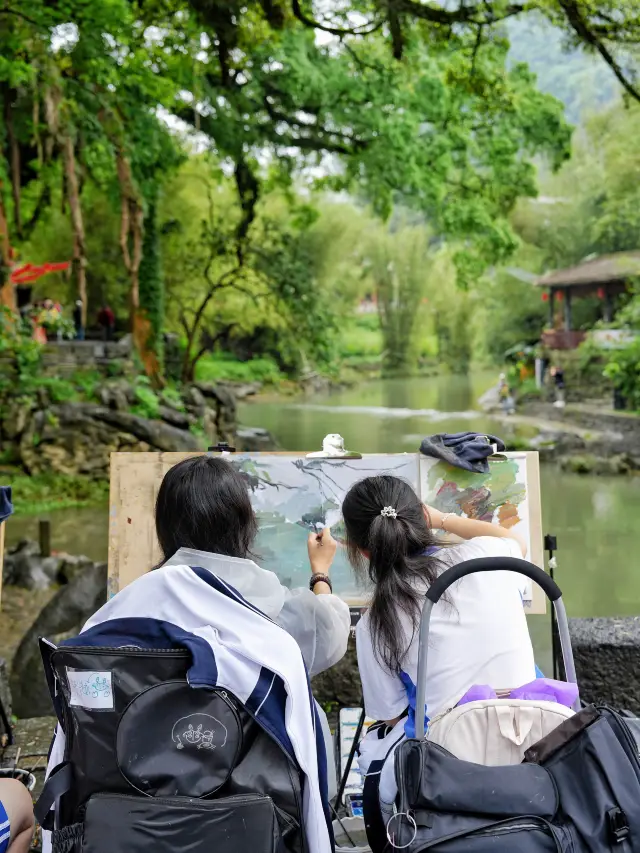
xmin=1 ymin=0 xmax=637 ymax=378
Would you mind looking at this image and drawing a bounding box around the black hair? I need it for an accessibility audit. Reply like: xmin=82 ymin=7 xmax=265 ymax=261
xmin=155 ymin=456 xmax=258 ymax=562
xmin=342 ymin=475 xmax=442 ymax=673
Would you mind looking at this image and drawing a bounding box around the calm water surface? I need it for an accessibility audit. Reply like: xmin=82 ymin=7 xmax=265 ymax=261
xmin=9 ymin=372 xmax=640 ymax=667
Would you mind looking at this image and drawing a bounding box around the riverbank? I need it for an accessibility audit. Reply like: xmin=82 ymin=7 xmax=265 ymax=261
xmin=495 ymin=400 xmax=640 ymax=475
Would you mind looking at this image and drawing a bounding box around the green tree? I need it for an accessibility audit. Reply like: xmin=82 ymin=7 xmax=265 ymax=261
xmin=513 ymin=102 xmax=640 ymax=270
xmin=367 ymin=224 xmax=433 ymax=376
xmin=5 ymin=0 xmax=640 ymax=381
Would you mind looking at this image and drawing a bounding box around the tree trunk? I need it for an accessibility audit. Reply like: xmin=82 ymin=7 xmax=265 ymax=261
xmin=116 ymin=151 xmax=143 ymax=322
xmin=137 ymin=191 xmax=164 ymax=386
xmin=0 ymin=180 xmax=14 ymax=311
xmin=63 ymin=137 xmax=87 ymax=326
xmin=115 ymin=150 xmax=163 ymax=384
xmin=3 ymin=89 xmax=22 ymax=239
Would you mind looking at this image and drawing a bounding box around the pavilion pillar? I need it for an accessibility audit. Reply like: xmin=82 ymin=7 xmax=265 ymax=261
xmin=604 ymin=286 xmax=614 ymax=323
xmin=548 ymin=288 xmax=555 ymax=327
xmin=564 ymin=289 xmax=572 ymax=332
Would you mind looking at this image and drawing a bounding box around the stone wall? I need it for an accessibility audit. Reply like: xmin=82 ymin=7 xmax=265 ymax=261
xmin=41 ymin=337 xmax=134 ymax=377
xmin=569 ymin=617 xmax=640 ymax=714
xmin=1 ymin=379 xmax=244 ymax=477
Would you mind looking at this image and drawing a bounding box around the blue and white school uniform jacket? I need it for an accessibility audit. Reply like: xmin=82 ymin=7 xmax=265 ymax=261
xmin=43 ymin=560 xmax=336 ymax=853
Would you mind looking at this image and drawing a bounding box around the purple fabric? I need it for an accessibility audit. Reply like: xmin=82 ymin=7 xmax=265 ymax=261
xmin=457 ymin=685 xmax=495 ymax=705
xmin=509 ymin=678 xmax=579 ymax=706
xmin=457 ymin=678 xmax=578 ymax=709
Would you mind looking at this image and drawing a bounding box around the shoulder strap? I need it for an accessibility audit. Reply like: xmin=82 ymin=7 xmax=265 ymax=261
xmin=35 ymin=762 xmax=73 ymax=830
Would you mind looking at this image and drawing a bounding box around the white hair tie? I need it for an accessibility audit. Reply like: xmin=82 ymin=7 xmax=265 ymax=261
xmin=381 ymin=506 xmax=398 ymax=519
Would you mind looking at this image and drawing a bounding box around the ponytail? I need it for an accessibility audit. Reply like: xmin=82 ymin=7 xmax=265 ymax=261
xmin=343 ymin=475 xmax=441 ymax=672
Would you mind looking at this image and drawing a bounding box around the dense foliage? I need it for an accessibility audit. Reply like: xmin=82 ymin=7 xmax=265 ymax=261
xmin=2 ymin=0 xmax=640 ymax=384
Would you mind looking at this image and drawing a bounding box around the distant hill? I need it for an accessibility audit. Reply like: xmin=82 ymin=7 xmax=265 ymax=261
xmin=507 ymin=15 xmax=620 ymax=124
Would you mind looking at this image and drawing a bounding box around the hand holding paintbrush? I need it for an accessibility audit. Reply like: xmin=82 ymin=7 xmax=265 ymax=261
xmin=307 ymin=527 xmax=337 ymax=592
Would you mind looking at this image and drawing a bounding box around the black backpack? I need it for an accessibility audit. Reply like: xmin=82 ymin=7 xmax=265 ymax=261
xmin=389 ymin=704 xmax=640 ymax=852
xmin=369 ymin=557 xmax=640 ymax=853
xmin=35 ymin=641 xmax=305 ymax=853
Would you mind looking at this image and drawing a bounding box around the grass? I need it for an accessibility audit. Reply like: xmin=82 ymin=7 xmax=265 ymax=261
xmin=338 ymin=314 xmax=383 ymax=360
xmin=5 ymin=468 xmax=109 ymax=514
xmin=195 ymin=353 xmax=285 ymax=384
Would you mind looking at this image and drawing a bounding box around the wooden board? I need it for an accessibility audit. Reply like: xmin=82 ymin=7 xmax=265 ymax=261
xmin=108 ymin=451 xmax=315 ymax=597
xmin=108 ymin=452 xmax=203 ymax=598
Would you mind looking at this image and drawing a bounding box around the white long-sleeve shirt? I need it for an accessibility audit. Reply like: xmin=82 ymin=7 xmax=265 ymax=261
xmin=164 ymin=547 xmax=351 ymax=678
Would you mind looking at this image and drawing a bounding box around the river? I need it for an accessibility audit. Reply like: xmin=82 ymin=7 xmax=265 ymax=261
xmin=8 ymin=373 xmax=640 ymax=668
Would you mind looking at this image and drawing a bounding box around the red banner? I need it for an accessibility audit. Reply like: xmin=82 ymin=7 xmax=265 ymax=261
xmin=10 ymin=261 xmax=70 ymax=285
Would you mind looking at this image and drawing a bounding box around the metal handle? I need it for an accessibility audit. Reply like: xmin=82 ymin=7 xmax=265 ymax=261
xmin=426 ymin=556 xmax=562 ymax=604
xmin=415 ymin=556 xmax=579 ymax=739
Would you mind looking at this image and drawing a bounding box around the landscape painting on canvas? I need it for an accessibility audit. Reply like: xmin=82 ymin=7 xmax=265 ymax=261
xmin=228 ymin=453 xmax=419 ymax=603
xmin=419 ymin=452 xmax=543 ymax=605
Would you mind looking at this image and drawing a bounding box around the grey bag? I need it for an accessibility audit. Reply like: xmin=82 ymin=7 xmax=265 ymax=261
xmin=389 ymin=557 xmax=640 ymax=852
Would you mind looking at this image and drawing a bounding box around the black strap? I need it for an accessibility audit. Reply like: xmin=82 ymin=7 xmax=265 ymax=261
xmin=35 ymin=762 xmax=73 ymax=829
xmin=39 ymin=638 xmax=65 ymax=731
xmin=51 ymin=822 xmax=83 ymax=853
xmin=363 ymin=759 xmax=387 ymax=853
xmin=362 ymin=731 xmax=406 ymax=853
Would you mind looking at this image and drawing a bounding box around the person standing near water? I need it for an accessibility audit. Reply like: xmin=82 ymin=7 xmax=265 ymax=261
xmin=97 ymin=304 xmax=115 ymax=341
xmin=551 ymin=365 xmax=565 ymax=408
xmin=73 ymin=299 xmax=84 ymax=340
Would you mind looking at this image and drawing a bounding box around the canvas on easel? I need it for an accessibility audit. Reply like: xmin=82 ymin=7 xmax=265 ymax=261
xmin=419 ymin=452 xmax=544 ymax=613
xmin=108 ymin=450 xmax=545 ymax=613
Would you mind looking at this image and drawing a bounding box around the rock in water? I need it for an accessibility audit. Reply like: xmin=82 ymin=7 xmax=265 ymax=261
xmin=10 ymin=562 xmax=108 ymax=717
xmin=236 ymin=427 xmax=279 ymax=452
xmin=478 ymin=383 xmax=501 ymax=412
xmin=3 ymin=541 xmax=62 ymax=590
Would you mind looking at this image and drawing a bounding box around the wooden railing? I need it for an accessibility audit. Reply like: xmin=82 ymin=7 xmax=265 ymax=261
xmin=541 ymin=329 xmax=587 ymax=350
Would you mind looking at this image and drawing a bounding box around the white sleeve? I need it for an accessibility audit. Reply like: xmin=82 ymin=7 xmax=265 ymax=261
xmin=355 ymin=618 xmax=407 ymax=722
xmin=276 ymin=589 xmax=350 ymax=678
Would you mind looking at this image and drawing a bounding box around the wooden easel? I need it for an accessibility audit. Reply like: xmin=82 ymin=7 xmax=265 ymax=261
xmin=107 ymin=449 xmax=546 ymax=613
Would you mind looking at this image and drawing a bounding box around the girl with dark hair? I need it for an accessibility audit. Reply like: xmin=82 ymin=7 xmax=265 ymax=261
xmin=340 ymin=475 xmax=535 ymax=738
xmin=155 ymin=455 xmax=351 ymax=679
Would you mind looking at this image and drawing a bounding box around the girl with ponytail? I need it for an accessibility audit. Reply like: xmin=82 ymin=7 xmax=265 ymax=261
xmin=341 ymin=475 xmax=535 ymax=737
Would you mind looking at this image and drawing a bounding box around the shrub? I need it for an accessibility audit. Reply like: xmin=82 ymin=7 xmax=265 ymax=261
xmin=131 ymin=377 xmax=161 ymax=419
xmin=8 ymin=469 xmax=109 ymax=514
xmin=195 ymin=353 xmax=284 ymax=384
xmin=0 ymin=307 xmax=42 ymax=391
xmin=603 ymin=337 xmax=640 ymax=411
xmin=72 ymin=369 xmax=103 ymax=400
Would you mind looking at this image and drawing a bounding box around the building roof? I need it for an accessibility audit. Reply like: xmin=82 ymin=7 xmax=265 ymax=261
xmin=535 ymin=251 xmax=640 ymax=288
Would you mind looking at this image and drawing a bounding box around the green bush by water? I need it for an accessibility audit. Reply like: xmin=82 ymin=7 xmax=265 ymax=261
xmin=7 ymin=470 xmax=109 ymax=514
xmin=195 ymin=353 xmax=285 ymax=384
